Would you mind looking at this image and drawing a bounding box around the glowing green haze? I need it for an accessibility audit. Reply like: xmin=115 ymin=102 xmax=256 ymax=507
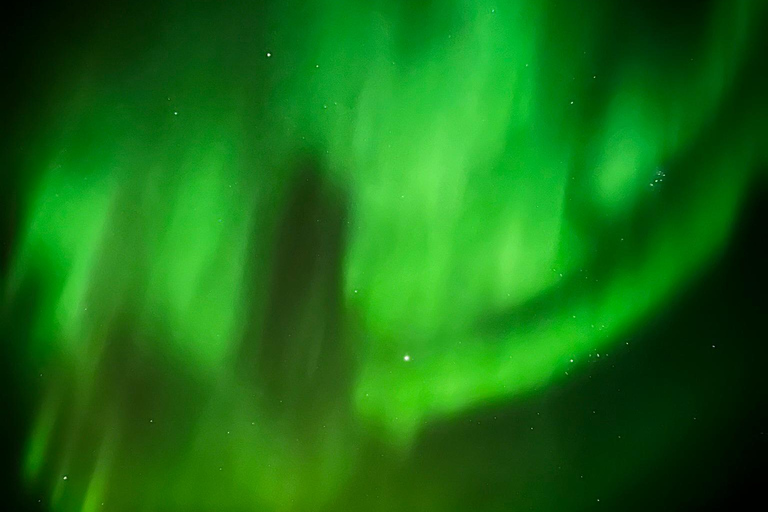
xmin=4 ymin=0 xmax=767 ymax=510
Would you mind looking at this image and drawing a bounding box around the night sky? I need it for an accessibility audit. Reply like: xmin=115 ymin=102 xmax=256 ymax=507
xmin=2 ymin=1 xmax=767 ymax=511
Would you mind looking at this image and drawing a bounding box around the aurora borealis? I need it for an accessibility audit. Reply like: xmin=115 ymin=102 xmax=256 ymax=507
xmin=2 ymin=0 xmax=767 ymax=510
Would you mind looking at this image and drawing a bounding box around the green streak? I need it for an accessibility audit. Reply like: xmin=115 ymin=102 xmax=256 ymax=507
xmin=5 ymin=0 xmax=767 ymax=510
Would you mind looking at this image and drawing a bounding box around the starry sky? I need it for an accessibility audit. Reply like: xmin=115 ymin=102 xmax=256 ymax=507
xmin=1 ymin=1 xmax=767 ymax=511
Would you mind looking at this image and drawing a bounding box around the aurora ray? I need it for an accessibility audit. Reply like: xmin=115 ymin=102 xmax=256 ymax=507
xmin=3 ymin=1 xmax=767 ymax=510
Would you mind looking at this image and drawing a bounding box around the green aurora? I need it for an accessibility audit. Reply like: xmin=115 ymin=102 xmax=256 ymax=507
xmin=3 ymin=0 xmax=767 ymax=510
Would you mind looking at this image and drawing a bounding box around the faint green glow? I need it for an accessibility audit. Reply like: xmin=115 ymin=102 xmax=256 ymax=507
xmin=4 ymin=0 xmax=767 ymax=510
